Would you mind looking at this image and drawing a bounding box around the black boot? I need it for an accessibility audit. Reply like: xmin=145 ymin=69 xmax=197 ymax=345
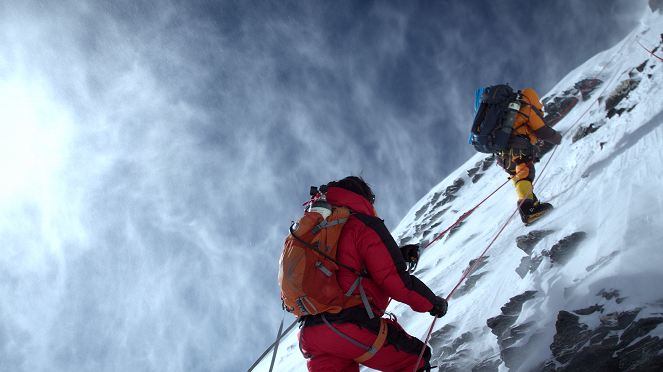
xmin=519 ymin=199 xmax=553 ymax=226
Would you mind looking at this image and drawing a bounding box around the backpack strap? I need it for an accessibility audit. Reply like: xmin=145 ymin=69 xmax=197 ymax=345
xmin=345 ymin=268 xmax=375 ymax=319
xmin=320 ymin=314 xmax=388 ymax=363
xmin=312 ymin=217 xmax=348 ymax=234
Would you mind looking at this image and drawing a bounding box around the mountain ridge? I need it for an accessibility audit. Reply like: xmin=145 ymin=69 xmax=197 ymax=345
xmin=255 ymin=8 xmax=663 ymax=372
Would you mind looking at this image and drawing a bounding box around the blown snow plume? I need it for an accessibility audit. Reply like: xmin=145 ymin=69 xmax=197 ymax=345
xmin=254 ymin=9 xmax=663 ymax=372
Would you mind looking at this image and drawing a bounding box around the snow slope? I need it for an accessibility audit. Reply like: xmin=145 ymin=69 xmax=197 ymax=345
xmin=255 ymin=9 xmax=663 ymax=372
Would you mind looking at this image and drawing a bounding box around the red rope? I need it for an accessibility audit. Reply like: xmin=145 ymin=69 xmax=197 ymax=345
xmin=636 ymin=38 xmax=663 ymax=62
xmin=422 ymin=177 xmax=511 ymax=250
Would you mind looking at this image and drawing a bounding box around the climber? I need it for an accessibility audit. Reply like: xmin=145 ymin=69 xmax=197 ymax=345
xmin=298 ymin=176 xmax=448 ymax=372
xmin=496 ymin=88 xmax=562 ymax=225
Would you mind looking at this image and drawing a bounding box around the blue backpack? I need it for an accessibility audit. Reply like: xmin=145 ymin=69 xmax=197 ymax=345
xmin=469 ymin=85 xmax=522 ymax=154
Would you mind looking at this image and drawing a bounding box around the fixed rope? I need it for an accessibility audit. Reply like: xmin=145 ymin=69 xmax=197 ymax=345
xmin=412 ymin=32 xmax=637 ymax=372
xmin=422 ymin=30 xmax=636 ymax=254
xmin=636 ymin=38 xmax=663 ymax=62
xmin=537 ymin=34 xmax=635 ymax=185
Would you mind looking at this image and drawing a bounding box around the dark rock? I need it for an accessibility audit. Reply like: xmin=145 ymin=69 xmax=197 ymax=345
xmin=619 ymin=317 xmax=663 ymax=346
xmin=414 ymin=204 xmax=428 ymax=220
xmin=446 ymin=219 xmax=465 ymax=239
xmin=445 ymin=178 xmax=465 ymax=195
xmin=607 ymin=107 xmax=626 ymax=119
xmin=598 ymin=309 xmax=640 ymax=331
xmin=617 ymin=335 xmax=663 ymax=371
xmin=516 ymin=230 xmax=555 ymax=255
xmin=451 ymin=271 xmax=487 ymax=299
xmin=649 ymin=0 xmax=663 ymax=12
xmin=549 ymin=232 xmax=587 ymax=265
xmin=501 ymin=321 xmax=536 ymax=348
xmin=586 ymin=251 xmax=619 ymax=272
xmin=487 ymin=314 xmax=519 ymax=343
xmin=465 ymin=157 xmax=493 ymax=179
xmin=574 ymin=78 xmax=603 ymax=100
xmin=550 ymin=311 xmax=592 ymax=364
xmin=529 ymin=359 xmax=557 ymax=372
xmin=515 ymin=254 xmax=544 ymax=278
xmin=636 ymin=60 xmax=648 ymax=73
xmin=502 ymin=291 xmax=537 ymax=316
xmin=439 ymin=331 xmax=474 ymax=358
xmin=574 ymin=304 xmax=604 ymax=316
xmin=463 ymin=256 xmax=490 ymax=274
xmin=481 ymin=155 xmax=495 ymax=171
xmin=467 ymin=165 xmax=480 ymax=178
xmin=488 ymin=291 xmax=538 ymax=347
xmin=543 ymin=96 xmax=577 ymax=124
xmin=605 ymin=79 xmax=640 ymax=113
xmin=432 ymin=194 xmax=457 ymax=211
xmin=571 ymin=123 xmax=601 ymax=143
xmin=429 ymin=324 xmax=457 ymax=351
xmin=515 ymin=256 xmax=533 ymax=279
xmin=557 ymin=344 xmax=620 ymax=372
xmin=597 ymin=288 xmax=620 ymax=300
xmin=529 ymin=255 xmax=544 ymax=273
xmin=545 ymin=307 xmax=663 ymax=372
xmin=472 ymin=358 xmax=502 ymax=372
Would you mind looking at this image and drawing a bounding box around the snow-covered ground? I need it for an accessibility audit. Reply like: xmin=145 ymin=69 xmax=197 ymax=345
xmin=255 ymin=8 xmax=663 ymax=372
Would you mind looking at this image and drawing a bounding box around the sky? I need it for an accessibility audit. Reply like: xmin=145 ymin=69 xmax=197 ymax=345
xmin=0 ymin=1 xmax=651 ymax=371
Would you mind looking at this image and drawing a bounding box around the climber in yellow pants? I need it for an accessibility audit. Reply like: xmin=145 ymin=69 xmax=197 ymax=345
xmin=496 ymin=88 xmax=562 ymax=225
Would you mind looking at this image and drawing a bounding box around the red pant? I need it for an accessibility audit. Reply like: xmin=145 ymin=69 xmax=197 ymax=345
xmin=299 ymin=317 xmax=430 ymax=372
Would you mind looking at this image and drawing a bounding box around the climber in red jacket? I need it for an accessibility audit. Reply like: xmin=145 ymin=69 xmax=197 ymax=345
xmin=298 ymin=176 xmax=448 ymax=372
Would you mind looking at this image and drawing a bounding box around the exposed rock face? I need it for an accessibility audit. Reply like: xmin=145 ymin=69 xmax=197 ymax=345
xmin=571 ymin=123 xmax=601 ymax=143
xmin=605 ymin=79 xmax=640 ymax=119
xmin=516 ymin=230 xmax=555 ymax=255
xmin=542 ymin=78 xmax=603 ymax=125
xmin=542 ymin=232 xmax=587 ymax=266
xmin=650 ymin=0 xmax=663 ymax=12
xmin=452 ymin=256 xmax=490 ymax=298
xmin=400 ymin=176 xmax=465 ymax=245
xmin=539 ymin=308 xmax=663 ymax=372
xmin=472 ymin=358 xmax=501 ymax=372
xmin=467 ymin=155 xmax=495 ymax=183
xmin=515 ymin=230 xmax=554 ymax=278
xmin=487 ymin=291 xmax=538 ymax=345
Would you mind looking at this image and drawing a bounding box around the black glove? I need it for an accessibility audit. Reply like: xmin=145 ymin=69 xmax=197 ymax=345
xmin=429 ymin=296 xmax=448 ymax=318
xmin=399 ymin=244 xmax=420 ymax=263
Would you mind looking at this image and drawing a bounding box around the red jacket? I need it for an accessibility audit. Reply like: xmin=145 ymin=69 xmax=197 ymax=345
xmin=325 ymin=187 xmax=437 ymax=315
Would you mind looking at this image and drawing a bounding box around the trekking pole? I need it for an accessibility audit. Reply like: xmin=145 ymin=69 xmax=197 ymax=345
xmin=268 ymin=308 xmax=287 ymax=372
xmin=246 ymin=317 xmax=298 ymax=372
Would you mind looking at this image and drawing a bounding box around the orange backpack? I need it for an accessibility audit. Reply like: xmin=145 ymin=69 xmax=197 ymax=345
xmin=278 ymin=193 xmax=373 ymax=318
